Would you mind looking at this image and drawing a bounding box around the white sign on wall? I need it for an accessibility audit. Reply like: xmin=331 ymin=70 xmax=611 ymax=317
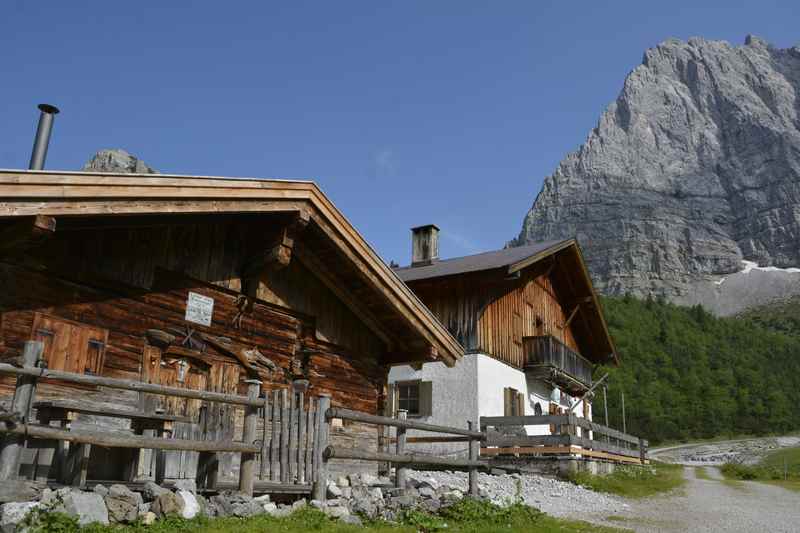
xmin=185 ymin=292 xmax=214 ymax=327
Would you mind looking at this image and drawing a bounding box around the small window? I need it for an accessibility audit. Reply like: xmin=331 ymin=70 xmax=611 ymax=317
xmin=504 ymin=387 xmax=525 ymax=416
xmin=395 ymin=380 xmax=432 ymax=417
xmin=534 ymin=402 xmax=543 ymax=416
xmin=398 ymin=382 xmax=420 ymax=415
xmin=31 ymin=313 xmax=108 ymax=376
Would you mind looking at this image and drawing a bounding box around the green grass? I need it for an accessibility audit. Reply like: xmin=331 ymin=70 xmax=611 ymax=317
xmin=568 ymin=463 xmax=685 ymax=499
xmin=693 ymin=467 xmax=712 ymax=481
xmin=22 ymin=499 xmax=626 ymax=533
xmin=721 ymin=446 xmax=800 ymax=491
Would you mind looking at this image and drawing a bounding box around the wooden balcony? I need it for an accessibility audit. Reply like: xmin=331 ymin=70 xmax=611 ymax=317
xmin=523 ymin=335 xmax=593 ymax=394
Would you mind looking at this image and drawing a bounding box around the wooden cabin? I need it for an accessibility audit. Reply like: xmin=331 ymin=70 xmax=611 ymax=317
xmin=0 ymin=170 xmax=462 ymax=484
xmin=388 ymin=225 xmax=617 ymax=454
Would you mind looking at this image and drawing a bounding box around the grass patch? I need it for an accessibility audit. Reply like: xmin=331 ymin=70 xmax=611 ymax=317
xmin=693 ymin=467 xmax=712 ymax=481
xmin=721 ymin=446 xmax=800 ymax=492
xmin=22 ymin=500 xmax=626 ymax=533
xmin=568 ymin=463 xmax=685 ymax=498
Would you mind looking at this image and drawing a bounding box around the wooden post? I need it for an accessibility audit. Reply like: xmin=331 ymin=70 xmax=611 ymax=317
xmin=621 ymin=391 xmax=626 ymax=434
xmin=603 ymin=386 xmax=609 ymax=443
xmin=238 ymin=380 xmax=261 ymax=496
xmin=468 ymin=420 xmax=479 ymax=497
xmin=280 ymin=389 xmax=290 ymax=483
xmin=297 ymin=390 xmax=306 ymax=484
xmin=395 ymin=410 xmax=407 ymax=490
xmin=0 ymin=341 xmax=42 ymax=481
xmin=312 ymin=394 xmax=331 ymax=502
xmin=638 ymin=437 xmax=646 ymax=464
xmin=270 ymin=389 xmax=279 ymax=481
xmin=259 ymin=394 xmax=270 ymax=480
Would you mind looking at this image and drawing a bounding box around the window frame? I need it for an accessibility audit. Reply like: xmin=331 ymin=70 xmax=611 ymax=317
xmin=396 ymin=380 xmax=421 ymax=417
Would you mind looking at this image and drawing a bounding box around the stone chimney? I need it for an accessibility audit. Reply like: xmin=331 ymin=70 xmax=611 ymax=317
xmin=411 ymin=224 xmax=439 ymax=266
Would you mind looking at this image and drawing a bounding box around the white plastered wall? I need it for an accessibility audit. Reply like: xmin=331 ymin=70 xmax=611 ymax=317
xmin=388 ymin=353 xmax=479 ymax=457
xmin=388 ymin=353 xmax=593 ymax=454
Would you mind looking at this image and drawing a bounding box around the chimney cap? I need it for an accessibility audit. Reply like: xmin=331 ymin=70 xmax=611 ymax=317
xmin=37 ymin=104 xmax=60 ymax=115
xmin=411 ymin=224 xmax=440 ymax=233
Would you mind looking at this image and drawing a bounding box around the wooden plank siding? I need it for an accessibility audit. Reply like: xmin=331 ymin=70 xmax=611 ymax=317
xmin=0 ymin=213 xmax=389 ymax=416
xmin=407 ymin=266 xmax=580 ymax=369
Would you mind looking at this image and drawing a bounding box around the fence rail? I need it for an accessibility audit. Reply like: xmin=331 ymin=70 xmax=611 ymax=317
xmin=481 ymin=414 xmax=648 ymax=463
xmin=323 ymin=407 xmax=487 ymax=499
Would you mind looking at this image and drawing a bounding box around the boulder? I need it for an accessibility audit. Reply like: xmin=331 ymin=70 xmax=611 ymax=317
xmin=140 ymin=511 xmax=157 ymax=526
xmin=60 ymin=490 xmax=109 ymax=526
xmin=92 ymin=484 xmax=109 ymax=498
xmin=327 ymin=482 xmax=343 ymax=498
xmin=105 ymin=484 xmax=140 ymax=524
xmin=336 ymin=476 xmax=350 ymax=487
xmin=142 ymin=481 xmax=169 ymax=501
xmin=177 ymin=490 xmax=200 ymax=519
xmin=151 ymin=492 xmax=184 ymax=518
xmin=324 ymin=505 xmax=350 ymax=518
xmin=1 ymin=502 xmax=40 ymax=533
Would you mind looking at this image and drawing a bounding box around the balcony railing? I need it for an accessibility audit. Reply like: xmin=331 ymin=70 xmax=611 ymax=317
xmin=523 ymin=335 xmax=593 ymax=392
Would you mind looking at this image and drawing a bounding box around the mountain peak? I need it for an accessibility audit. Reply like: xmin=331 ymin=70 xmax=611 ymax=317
xmin=513 ymin=36 xmax=800 ymax=313
xmin=82 ymin=149 xmax=158 ymax=174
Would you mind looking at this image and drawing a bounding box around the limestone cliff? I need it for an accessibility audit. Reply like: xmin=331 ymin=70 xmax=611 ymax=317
xmin=513 ymin=36 xmax=800 ymax=311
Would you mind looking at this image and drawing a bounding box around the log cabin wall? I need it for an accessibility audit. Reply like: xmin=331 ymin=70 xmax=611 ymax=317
xmin=0 ymin=214 xmax=387 ymax=447
xmin=407 ymin=267 xmax=580 ymax=369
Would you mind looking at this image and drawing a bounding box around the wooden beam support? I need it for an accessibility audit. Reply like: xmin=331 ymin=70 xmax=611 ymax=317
xmin=241 ymin=212 xmax=310 ymax=280
xmin=0 ymin=215 xmax=56 ymax=255
xmin=562 ymin=304 xmax=580 ymax=330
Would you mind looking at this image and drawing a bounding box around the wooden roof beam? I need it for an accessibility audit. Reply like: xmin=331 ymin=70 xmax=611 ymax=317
xmin=294 ymin=243 xmax=397 ymax=350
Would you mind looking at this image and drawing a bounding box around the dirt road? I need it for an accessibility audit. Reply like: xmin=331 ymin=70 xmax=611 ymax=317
xmin=576 ymin=466 xmax=800 ymax=532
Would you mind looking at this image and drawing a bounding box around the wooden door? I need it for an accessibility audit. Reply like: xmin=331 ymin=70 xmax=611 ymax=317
xmin=157 ymin=352 xmax=212 ymax=481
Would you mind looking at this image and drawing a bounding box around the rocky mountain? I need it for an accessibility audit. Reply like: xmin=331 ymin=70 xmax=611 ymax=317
xmin=82 ymin=149 xmax=157 ymax=174
xmin=513 ymin=36 xmax=800 ymax=314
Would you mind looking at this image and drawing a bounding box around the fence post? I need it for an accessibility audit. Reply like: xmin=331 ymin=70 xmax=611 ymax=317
xmin=638 ymin=438 xmax=646 ymax=465
xmin=312 ymin=394 xmax=331 ymax=502
xmin=395 ymin=410 xmax=407 ymax=490
xmin=468 ymin=420 xmax=479 ymax=497
xmin=238 ymin=379 xmax=261 ymax=496
xmin=0 ymin=341 xmax=42 ymax=481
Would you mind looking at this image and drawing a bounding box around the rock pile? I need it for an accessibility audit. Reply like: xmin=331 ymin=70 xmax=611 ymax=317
xmin=0 ymin=469 xmax=626 ymax=530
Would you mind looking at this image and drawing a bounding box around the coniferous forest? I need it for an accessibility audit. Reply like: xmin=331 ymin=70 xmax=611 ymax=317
xmin=597 ymin=296 xmax=800 ymax=445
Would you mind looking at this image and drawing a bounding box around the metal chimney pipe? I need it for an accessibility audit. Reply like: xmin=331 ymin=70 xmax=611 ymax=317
xmin=28 ymin=104 xmax=60 ymax=170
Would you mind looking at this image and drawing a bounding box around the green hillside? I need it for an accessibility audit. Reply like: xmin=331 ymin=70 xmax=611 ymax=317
xmin=737 ymin=296 xmax=800 ymax=338
xmin=596 ymin=295 xmax=800 ymax=444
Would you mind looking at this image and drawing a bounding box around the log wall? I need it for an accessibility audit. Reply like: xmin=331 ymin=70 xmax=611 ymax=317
xmin=0 ymin=214 xmax=387 ymax=417
xmin=407 ymin=268 xmax=580 ymax=369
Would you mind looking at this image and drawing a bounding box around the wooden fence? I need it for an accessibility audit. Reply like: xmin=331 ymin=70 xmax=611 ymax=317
xmin=321 ymin=407 xmax=486 ymax=499
xmin=0 ymin=341 xmax=324 ymax=496
xmin=0 ymin=341 xmax=489 ymax=500
xmin=481 ymin=414 xmax=648 ymax=464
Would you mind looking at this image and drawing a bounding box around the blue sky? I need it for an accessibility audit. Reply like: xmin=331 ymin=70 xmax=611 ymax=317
xmin=1 ymin=1 xmax=798 ymax=265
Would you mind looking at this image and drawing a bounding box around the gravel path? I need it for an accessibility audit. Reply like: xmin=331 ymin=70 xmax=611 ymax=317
xmin=407 ymin=470 xmax=628 ymax=518
xmin=575 ymin=466 xmax=800 ymax=532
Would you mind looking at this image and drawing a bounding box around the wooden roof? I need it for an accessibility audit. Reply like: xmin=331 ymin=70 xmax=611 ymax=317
xmin=396 ymin=239 xmax=618 ymax=365
xmin=0 ymin=169 xmax=463 ymax=366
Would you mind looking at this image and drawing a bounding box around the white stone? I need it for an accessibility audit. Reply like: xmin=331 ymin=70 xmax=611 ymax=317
xmin=177 ymin=490 xmax=200 ymax=519
xmin=1 ymin=502 xmax=40 ymax=533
